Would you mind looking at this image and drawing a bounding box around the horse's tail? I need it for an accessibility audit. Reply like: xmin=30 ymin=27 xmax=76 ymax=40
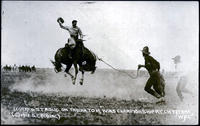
xmin=87 ymin=49 xmax=98 ymax=61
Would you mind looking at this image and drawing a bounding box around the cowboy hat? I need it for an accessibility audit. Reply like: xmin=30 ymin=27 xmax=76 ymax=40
xmin=141 ymin=46 xmax=150 ymax=55
xmin=57 ymin=17 xmax=64 ymax=24
xmin=72 ymin=20 xmax=77 ymax=23
xmin=172 ymin=55 xmax=181 ymax=63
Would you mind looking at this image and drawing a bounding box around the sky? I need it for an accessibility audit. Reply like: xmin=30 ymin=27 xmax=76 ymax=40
xmin=1 ymin=1 xmax=199 ymax=71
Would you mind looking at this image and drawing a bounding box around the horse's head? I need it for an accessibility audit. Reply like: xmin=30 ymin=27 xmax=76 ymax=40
xmin=50 ymin=60 xmax=62 ymax=73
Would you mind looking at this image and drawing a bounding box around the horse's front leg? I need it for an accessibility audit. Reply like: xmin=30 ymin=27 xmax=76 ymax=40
xmin=72 ymin=63 xmax=78 ymax=85
xmin=65 ymin=71 xmax=74 ymax=79
xmin=64 ymin=63 xmax=75 ymax=81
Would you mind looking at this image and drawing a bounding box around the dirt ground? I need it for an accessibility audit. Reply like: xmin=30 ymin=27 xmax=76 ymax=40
xmin=1 ymin=69 xmax=198 ymax=125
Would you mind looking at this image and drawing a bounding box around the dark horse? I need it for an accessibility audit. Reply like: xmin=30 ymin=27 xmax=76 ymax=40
xmin=51 ymin=39 xmax=97 ymax=85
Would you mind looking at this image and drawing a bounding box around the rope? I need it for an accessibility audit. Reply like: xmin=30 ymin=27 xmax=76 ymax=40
xmin=78 ymin=49 xmax=138 ymax=80
xmin=90 ymin=52 xmax=138 ymax=79
xmin=98 ymin=58 xmax=138 ymax=79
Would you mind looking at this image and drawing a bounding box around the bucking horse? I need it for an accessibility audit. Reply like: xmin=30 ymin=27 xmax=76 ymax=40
xmin=51 ymin=39 xmax=97 ymax=85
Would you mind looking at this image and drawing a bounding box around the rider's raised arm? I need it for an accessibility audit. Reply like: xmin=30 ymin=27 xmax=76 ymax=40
xmin=59 ymin=23 xmax=70 ymax=31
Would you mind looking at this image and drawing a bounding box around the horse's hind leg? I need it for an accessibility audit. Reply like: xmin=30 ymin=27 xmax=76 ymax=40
xmin=72 ymin=63 xmax=78 ymax=85
xmin=80 ymin=71 xmax=84 ymax=85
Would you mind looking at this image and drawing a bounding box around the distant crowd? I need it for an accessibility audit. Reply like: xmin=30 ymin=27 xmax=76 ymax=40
xmin=1 ymin=64 xmax=36 ymax=72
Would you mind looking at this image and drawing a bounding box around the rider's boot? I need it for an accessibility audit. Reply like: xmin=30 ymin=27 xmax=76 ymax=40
xmin=68 ymin=53 xmax=72 ymax=59
xmin=67 ymin=48 xmax=73 ymax=59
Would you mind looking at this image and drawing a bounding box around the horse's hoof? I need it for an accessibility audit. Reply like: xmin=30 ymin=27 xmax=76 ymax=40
xmin=80 ymin=79 xmax=83 ymax=85
xmin=71 ymin=76 xmax=74 ymax=81
xmin=72 ymin=80 xmax=76 ymax=85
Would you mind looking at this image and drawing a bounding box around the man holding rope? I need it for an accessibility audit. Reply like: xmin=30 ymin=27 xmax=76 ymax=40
xmin=138 ymin=46 xmax=165 ymax=100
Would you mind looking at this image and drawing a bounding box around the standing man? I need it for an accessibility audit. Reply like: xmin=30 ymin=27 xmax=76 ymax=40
xmin=138 ymin=46 xmax=165 ymax=99
xmin=57 ymin=17 xmax=83 ymax=59
xmin=172 ymin=55 xmax=181 ymax=72
xmin=172 ymin=55 xmax=192 ymax=101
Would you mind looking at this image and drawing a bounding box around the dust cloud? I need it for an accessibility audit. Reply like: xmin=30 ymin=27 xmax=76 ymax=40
xmin=10 ymin=69 xmax=146 ymax=100
xmin=10 ymin=68 xmax=198 ymax=103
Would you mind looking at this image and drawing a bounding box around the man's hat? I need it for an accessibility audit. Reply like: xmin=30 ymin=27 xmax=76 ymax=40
xmin=57 ymin=17 xmax=64 ymax=23
xmin=141 ymin=46 xmax=150 ymax=55
xmin=72 ymin=20 xmax=77 ymax=23
xmin=172 ymin=55 xmax=181 ymax=63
